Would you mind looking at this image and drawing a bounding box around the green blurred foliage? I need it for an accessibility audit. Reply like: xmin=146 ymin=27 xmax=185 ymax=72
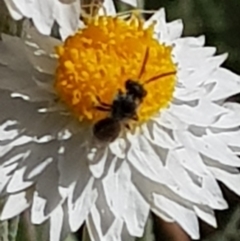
xmin=145 ymin=0 xmax=240 ymax=74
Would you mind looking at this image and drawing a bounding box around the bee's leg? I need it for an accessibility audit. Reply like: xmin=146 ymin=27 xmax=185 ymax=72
xmin=96 ymin=96 xmax=112 ymax=107
xmin=95 ymin=106 xmax=111 ymax=112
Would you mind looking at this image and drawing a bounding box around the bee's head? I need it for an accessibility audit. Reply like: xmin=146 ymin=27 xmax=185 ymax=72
xmin=125 ymin=79 xmax=147 ymax=100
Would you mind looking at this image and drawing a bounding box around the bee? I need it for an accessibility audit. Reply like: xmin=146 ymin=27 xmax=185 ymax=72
xmin=93 ymin=48 xmax=176 ymax=142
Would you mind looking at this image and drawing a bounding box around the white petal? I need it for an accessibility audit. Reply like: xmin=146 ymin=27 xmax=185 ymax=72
xmin=49 ymin=205 xmax=64 ymax=241
xmin=144 ymin=9 xmax=168 ymax=42
xmin=88 ymin=148 xmax=109 ymax=178
xmin=145 ymin=121 xmax=180 ymax=149
xmin=27 ymin=158 xmax=52 ymax=179
xmin=201 ymin=174 xmax=227 ymax=210
xmin=1 ymin=191 xmax=31 ymax=220
xmin=174 ymin=86 xmax=206 ymax=102
xmin=3 ymin=0 xmax=23 ymax=19
xmin=109 ymin=138 xmax=127 ymax=159
xmin=120 ymin=0 xmax=137 ymax=7
xmin=7 ymin=166 xmax=33 ymax=193
xmin=175 ymin=148 xmax=208 ymax=176
xmin=58 ymin=136 xmax=90 ymax=187
xmin=0 ymin=165 xmax=12 ymax=194
xmin=174 ymin=130 xmax=240 ymax=167
xmin=32 ymin=0 xmax=55 ymax=35
xmin=166 ymin=19 xmax=183 ymax=41
xmin=87 ymin=202 xmax=124 ymax=241
xmin=206 ymin=68 xmax=240 ymax=100
xmin=127 ymin=131 xmax=177 ymax=186
xmin=54 ymin=0 xmax=81 ymax=39
xmin=87 ymin=205 xmax=104 ymax=241
xmin=166 ymin=151 xmax=208 ymax=205
xmin=209 ymin=167 xmax=240 ymax=196
xmin=4 ymin=0 xmax=80 ymax=38
xmin=68 ymin=177 xmax=98 ymax=232
xmin=153 ymin=194 xmax=200 ymax=240
xmin=105 ymin=218 xmax=124 ymax=241
xmin=31 ymin=193 xmax=48 ymax=224
xmin=154 ymin=110 xmax=188 ymax=130
xmin=100 ymin=0 xmax=116 ymax=16
xmin=174 ymin=35 xmax=205 ymax=48
xmin=36 ymin=161 xmax=62 ymax=217
xmin=103 ymin=161 xmax=149 ymax=237
xmin=212 ymin=102 xmax=240 ymax=129
xmin=169 ymin=100 xmax=227 ymax=127
xmin=212 ymin=130 xmax=240 ymax=147
xmin=194 ymin=205 xmax=217 ymax=227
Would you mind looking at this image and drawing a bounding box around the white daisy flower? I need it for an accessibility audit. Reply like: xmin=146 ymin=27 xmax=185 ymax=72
xmin=3 ymin=0 xmax=137 ymax=39
xmin=1 ymin=5 xmax=240 ymax=241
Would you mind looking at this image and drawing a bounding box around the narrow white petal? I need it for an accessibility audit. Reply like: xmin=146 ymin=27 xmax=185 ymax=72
xmin=169 ymin=100 xmax=227 ymax=127
xmin=120 ymin=0 xmax=137 ymax=7
xmin=87 ymin=205 xmax=104 ymax=241
xmin=175 ymin=148 xmax=208 ymax=176
xmin=3 ymin=0 xmax=23 ymax=19
xmin=174 ymin=87 xmax=206 ymax=102
xmin=1 ymin=191 xmax=31 ymax=220
xmin=174 ymin=35 xmax=205 ymax=48
xmin=32 ymin=0 xmax=55 ymax=35
xmin=109 ymin=138 xmax=127 ymax=159
xmin=127 ymin=131 xmax=177 ymax=186
xmin=88 ymin=148 xmax=109 ymax=178
xmin=145 ymin=9 xmax=168 ymax=42
xmin=103 ymin=161 xmax=149 ymax=237
xmin=7 ymin=166 xmax=33 ymax=193
xmin=50 ymin=205 xmax=64 ymax=241
xmin=194 ymin=205 xmax=217 ymax=227
xmin=8 ymin=0 xmax=32 ymax=17
xmin=54 ymin=0 xmax=81 ymax=40
xmin=105 ymin=218 xmax=124 ymax=241
xmin=146 ymin=122 xmax=180 ymax=149
xmin=68 ymin=177 xmax=98 ymax=232
xmin=212 ymin=102 xmax=240 ymax=129
xmin=166 ymin=19 xmax=183 ymax=41
xmin=206 ymin=68 xmax=240 ymax=100
xmin=0 ymin=166 xmax=11 ymax=195
xmin=27 ymin=158 xmax=52 ymax=179
xmin=100 ymin=0 xmax=116 ymax=16
xmin=154 ymin=110 xmax=188 ymax=130
xmin=209 ymin=167 xmax=240 ymax=196
xmin=31 ymin=193 xmax=48 ymax=224
xmin=212 ymin=130 xmax=240 ymax=147
xmin=174 ymin=130 xmax=240 ymax=167
xmin=167 ymin=152 xmax=207 ymax=203
xmin=153 ymin=194 xmax=200 ymax=240
xmin=36 ymin=161 xmax=62 ymax=217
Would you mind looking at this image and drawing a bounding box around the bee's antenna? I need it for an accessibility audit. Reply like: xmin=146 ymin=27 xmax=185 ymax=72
xmin=138 ymin=47 xmax=149 ymax=79
xmin=144 ymin=71 xmax=177 ymax=84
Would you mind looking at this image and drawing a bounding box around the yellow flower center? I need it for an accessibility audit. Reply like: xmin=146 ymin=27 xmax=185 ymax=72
xmin=54 ymin=15 xmax=177 ymax=125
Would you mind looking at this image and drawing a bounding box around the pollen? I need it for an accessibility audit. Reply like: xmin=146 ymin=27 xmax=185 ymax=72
xmin=54 ymin=15 xmax=177 ymax=125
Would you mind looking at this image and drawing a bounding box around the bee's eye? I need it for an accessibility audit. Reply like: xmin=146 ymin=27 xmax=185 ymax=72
xmin=125 ymin=79 xmax=135 ymax=89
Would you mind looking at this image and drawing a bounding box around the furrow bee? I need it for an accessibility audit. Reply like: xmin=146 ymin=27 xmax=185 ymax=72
xmin=93 ymin=47 xmax=176 ymax=142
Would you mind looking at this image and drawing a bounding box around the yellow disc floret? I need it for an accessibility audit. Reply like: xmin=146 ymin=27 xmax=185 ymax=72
xmin=54 ymin=14 xmax=177 ymax=125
